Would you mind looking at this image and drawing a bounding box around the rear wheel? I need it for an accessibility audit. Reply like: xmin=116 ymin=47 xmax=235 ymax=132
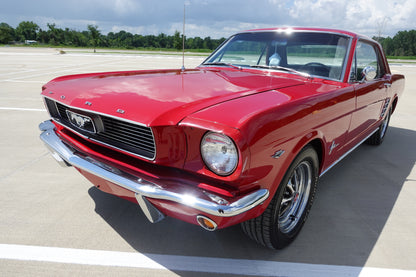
xmin=366 ymin=107 xmax=391 ymax=145
xmin=241 ymin=146 xmax=319 ymax=249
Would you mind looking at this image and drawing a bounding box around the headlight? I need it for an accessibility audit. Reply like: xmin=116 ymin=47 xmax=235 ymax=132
xmin=200 ymin=132 xmax=238 ymax=176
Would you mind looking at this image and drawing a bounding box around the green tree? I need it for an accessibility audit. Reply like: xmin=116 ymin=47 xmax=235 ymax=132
xmin=158 ymin=33 xmax=168 ymax=48
xmin=47 ymin=23 xmax=64 ymax=45
xmin=173 ymin=30 xmax=182 ymax=50
xmin=375 ymin=30 xmax=416 ymax=57
xmin=132 ymin=34 xmax=145 ymax=48
xmin=36 ymin=29 xmax=49 ymax=44
xmin=203 ymin=36 xmax=213 ymax=50
xmin=1 ymin=20 xmax=232 ymax=51
xmin=15 ymin=21 xmax=39 ymax=42
xmin=88 ymin=25 xmax=101 ymax=52
xmin=382 ymin=37 xmax=394 ymax=56
xmin=0 ymin=22 xmax=15 ymax=44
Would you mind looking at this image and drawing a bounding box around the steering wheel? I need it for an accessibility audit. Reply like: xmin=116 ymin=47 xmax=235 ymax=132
xmin=302 ymin=62 xmax=329 ymax=68
xmin=300 ymin=62 xmax=330 ymax=76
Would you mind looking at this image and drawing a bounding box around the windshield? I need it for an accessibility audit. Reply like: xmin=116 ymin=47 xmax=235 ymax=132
xmin=202 ymin=31 xmax=351 ymax=80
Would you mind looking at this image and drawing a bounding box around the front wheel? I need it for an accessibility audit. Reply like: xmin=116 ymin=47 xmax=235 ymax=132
xmin=241 ymin=146 xmax=319 ymax=249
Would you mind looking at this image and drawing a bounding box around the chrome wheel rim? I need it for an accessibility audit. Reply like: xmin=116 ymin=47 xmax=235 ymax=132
xmin=278 ymin=161 xmax=312 ymax=234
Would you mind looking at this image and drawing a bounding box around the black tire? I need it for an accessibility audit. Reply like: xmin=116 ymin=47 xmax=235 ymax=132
xmin=241 ymin=146 xmax=319 ymax=249
xmin=366 ymin=107 xmax=391 ymax=145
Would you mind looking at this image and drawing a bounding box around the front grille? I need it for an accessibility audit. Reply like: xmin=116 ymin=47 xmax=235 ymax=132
xmin=99 ymin=117 xmax=155 ymax=157
xmin=45 ymin=98 xmax=156 ymax=160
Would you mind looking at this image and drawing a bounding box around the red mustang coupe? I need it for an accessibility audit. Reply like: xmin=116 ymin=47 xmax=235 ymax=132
xmin=39 ymin=27 xmax=404 ymax=249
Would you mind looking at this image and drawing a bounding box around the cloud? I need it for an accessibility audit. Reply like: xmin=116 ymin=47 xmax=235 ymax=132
xmin=113 ymin=0 xmax=140 ymax=16
xmin=1 ymin=0 xmax=415 ymax=39
xmin=289 ymin=0 xmax=347 ymax=25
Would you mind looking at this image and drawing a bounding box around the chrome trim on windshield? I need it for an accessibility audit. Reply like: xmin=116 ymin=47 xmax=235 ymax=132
xmin=340 ymin=38 xmax=353 ymax=82
xmin=236 ymin=29 xmax=355 ymax=39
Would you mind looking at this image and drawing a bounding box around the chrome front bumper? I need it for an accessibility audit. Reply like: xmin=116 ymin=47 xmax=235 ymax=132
xmin=39 ymin=120 xmax=269 ymax=225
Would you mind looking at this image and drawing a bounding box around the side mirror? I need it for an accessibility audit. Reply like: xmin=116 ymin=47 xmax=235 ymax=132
xmin=361 ymin=66 xmax=377 ymax=82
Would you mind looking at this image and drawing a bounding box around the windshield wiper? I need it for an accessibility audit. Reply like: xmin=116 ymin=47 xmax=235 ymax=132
xmin=202 ymin=62 xmax=242 ymax=70
xmin=250 ymin=65 xmax=310 ymax=78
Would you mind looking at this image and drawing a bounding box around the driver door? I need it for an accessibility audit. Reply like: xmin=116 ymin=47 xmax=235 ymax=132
xmin=348 ymin=40 xmax=390 ymax=142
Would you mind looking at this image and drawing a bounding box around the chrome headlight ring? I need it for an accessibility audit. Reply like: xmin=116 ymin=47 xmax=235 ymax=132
xmin=200 ymin=132 xmax=238 ymax=176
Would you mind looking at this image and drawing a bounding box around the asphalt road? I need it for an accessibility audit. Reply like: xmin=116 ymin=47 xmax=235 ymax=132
xmin=0 ymin=47 xmax=415 ymax=276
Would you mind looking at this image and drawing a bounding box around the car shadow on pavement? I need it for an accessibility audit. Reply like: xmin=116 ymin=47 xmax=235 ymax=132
xmin=88 ymin=126 xmax=415 ymax=275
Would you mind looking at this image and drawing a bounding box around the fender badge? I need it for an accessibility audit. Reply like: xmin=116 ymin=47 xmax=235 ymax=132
xmin=116 ymin=109 xmax=125 ymax=114
xmin=329 ymin=141 xmax=339 ymax=154
xmin=271 ymin=150 xmax=285 ymax=159
xmin=60 ymin=95 xmax=66 ymax=100
xmin=85 ymin=101 xmax=92 ymax=106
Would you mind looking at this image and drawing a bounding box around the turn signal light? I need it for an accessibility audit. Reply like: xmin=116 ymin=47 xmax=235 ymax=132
xmin=196 ymin=215 xmax=217 ymax=231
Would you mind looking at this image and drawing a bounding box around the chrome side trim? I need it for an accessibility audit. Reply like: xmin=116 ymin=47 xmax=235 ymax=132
xmin=319 ymin=128 xmax=378 ymax=177
xmin=39 ymin=120 xmax=269 ymax=221
xmin=380 ymin=98 xmax=391 ymax=119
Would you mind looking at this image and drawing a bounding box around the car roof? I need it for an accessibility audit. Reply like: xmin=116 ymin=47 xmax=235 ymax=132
xmin=241 ymin=27 xmax=373 ymax=41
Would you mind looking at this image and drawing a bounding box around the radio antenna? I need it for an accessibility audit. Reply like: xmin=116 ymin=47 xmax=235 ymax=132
xmin=181 ymin=3 xmax=186 ymax=71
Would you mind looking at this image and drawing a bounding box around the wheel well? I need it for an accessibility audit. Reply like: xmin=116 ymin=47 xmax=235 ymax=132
xmin=307 ymin=139 xmax=324 ymax=173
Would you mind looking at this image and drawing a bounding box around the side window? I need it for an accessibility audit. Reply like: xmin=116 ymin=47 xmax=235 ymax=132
xmin=350 ymin=41 xmax=385 ymax=82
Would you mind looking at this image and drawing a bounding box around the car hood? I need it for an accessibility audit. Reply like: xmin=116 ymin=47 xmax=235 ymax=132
xmin=42 ymin=68 xmax=305 ymax=126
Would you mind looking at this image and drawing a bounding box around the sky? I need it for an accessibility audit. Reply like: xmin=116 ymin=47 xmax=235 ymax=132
xmin=1 ymin=0 xmax=415 ymax=39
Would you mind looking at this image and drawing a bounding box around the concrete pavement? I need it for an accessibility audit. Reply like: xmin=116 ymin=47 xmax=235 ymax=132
xmin=0 ymin=47 xmax=415 ymax=276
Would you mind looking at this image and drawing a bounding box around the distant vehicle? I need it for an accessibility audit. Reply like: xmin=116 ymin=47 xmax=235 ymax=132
xmin=40 ymin=27 xmax=404 ymax=249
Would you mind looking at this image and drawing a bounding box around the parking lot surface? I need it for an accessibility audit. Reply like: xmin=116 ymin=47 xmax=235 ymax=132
xmin=0 ymin=47 xmax=415 ymax=276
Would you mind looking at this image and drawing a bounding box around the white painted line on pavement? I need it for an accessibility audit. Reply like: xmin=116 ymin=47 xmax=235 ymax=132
xmin=2 ymin=80 xmax=46 ymax=83
xmin=0 ymin=107 xmax=46 ymax=112
xmin=1 ymin=244 xmax=415 ymax=277
xmin=0 ymin=52 xmax=53 ymax=56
